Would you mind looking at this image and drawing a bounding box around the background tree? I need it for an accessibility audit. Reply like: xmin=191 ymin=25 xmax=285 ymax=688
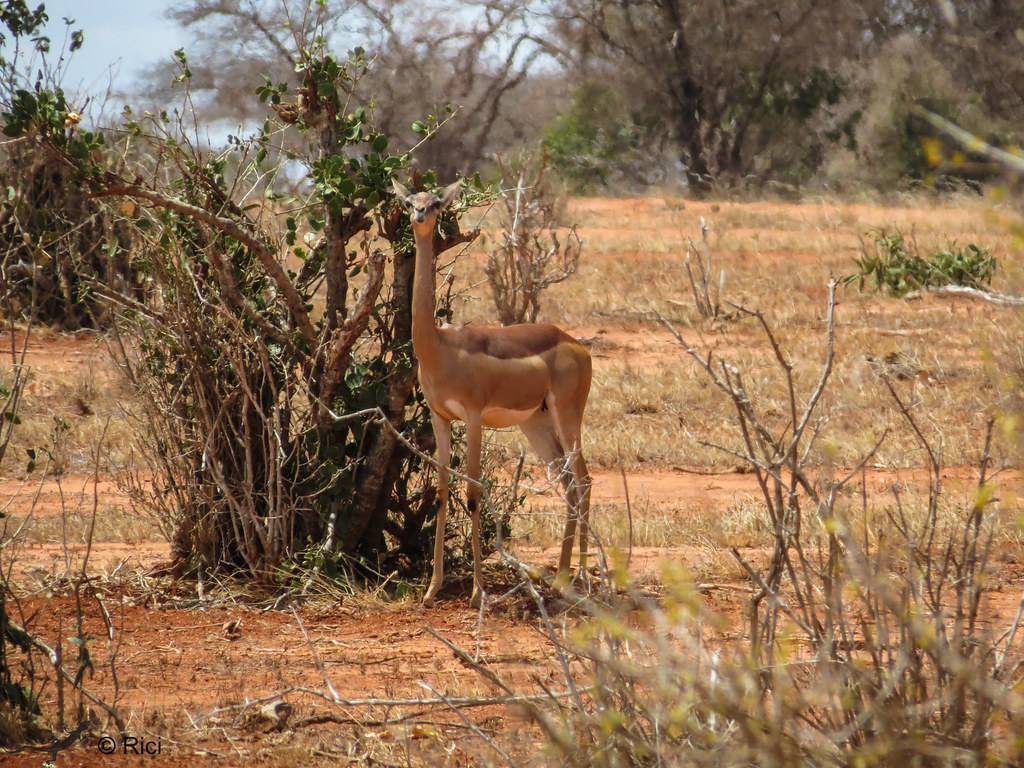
xmin=547 ymin=0 xmax=1024 ymax=194
xmin=547 ymin=0 xmax=878 ymax=195
xmin=130 ymin=0 xmax=1024 ymax=196
xmin=141 ymin=0 xmax=557 ymax=181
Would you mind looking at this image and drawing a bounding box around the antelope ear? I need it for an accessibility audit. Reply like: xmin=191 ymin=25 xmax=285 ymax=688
xmin=392 ymin=180 xmax=412 ymax=201
xmin=438 ymin=180 xmax=462 ymax=209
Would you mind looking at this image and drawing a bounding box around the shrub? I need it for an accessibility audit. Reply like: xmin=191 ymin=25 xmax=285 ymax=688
xmin=106 ymin=77 xmax=478 ymax=582
xmin=845 ymin=228 xmax=995 ymax=296
xmin=468 ymin=284 xmax=1024 ymax=767
xmin=4 ymin=24 xmax=498 ymax=587
xmin=485 ymin=147 xmax=581 ymax=326
xmin=0 ymin=7 xmax=145 ymax=330
xmin=543 ymin=83 xmax=643 ymax=192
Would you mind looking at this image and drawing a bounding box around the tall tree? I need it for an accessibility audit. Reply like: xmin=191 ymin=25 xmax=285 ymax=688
xmin=142 ymin=0 xmax=554 ymax=179
xmin=550 ymin=0 xmax=877 ymax=194
xmin=548 ymin=0 xmax=1024 ymax=193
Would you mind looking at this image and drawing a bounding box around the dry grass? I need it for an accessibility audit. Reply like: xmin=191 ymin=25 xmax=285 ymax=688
xmin=2 ymin=193 xmax=1023 ymax=767
xmin=3 ymin=193 xmax=1023 ymax=561
xmin=450 ymin=194 xmax=1024 ymax=477
xmin=448 ymin=193 xmax=1024 ymax=567
xmin=0 ymin=329 xmax=138 ymax=479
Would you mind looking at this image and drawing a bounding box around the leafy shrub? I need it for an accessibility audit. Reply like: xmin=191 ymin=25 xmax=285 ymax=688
xmin=845 ymin=228 xmax=995 ymax=296
xmin=543 ymin=83 xmax=643 ymax=192
xmin=0 ymin=7 xmax=143 ymax=330
xmin=106 ymin=72 xmax=478 ymax=582
xmin=4 ymin=23 xmax=498 ymax=587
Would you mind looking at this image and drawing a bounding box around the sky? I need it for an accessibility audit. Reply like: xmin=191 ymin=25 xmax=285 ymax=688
xmin=39 ymin=1 xmax=186 ymax=99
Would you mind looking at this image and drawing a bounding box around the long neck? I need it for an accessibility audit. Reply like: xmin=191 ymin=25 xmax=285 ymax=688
xmin=411 ymin=229 xmax=443 ymax=369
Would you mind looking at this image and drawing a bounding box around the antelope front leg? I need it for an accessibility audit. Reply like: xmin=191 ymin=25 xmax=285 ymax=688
xmin=425 ymin=413 xmax=452 ymax=606
xmin=556 ymin=502 xmax=578 ymax=590
xmin=554 ymin=444 xmax=592 ymax=590
xmin=465 ymin=414 xmax=485 ymax=608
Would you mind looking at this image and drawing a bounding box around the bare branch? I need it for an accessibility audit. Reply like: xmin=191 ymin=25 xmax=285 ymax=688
xmin=315 ymin=248 xmax=388 ymax=424
xmin=90 ymin=177 xmax=318 ymax=347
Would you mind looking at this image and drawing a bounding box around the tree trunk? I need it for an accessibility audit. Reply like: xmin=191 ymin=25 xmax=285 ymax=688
xmin=655 ymin=1 xmax=713 ymax=196
xmin=339 ymin=244 xmax=418 ymax=553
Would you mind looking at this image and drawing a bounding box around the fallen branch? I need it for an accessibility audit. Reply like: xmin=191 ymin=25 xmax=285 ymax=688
xmin=194 ymin=684 xmax=584 ymax=728
xmin=927 ymin=284 xmax=1024 ymax=306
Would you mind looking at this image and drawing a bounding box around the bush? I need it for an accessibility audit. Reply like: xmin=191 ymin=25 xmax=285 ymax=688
xmin=543 ymin=83 xmax=644 ymax=192
xmin=845 ymin=228 xmax=996 ymax=296
xmin=485 ymin=147 xmax=581 ymax=326
xmin=108 ymin=65 xmax=482 ymax=582
xmin=468 ymin=284 xmax=1024 ymax=766
xmin=3 ymin=23 xmax=498 ymax=587
xmin=0 ymin=6 xmax=145 ymax=330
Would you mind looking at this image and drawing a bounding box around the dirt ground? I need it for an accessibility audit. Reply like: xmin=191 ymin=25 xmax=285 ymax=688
xmin=3 ymin=196 xmax=1024 ymax=766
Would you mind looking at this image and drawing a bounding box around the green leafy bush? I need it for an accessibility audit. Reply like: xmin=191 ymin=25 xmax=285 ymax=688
xmin=543 ymin=83 xmax=642 ymax=192
xmin=0 ymin=7 xmax=141 ymax=330
xmin=99 ymin=55 xmax=479 ymax=583
xmin=3 ymin=19 xmax=499 ymax=588
xmin=845 ymin=228 xmax=995 ymax=296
